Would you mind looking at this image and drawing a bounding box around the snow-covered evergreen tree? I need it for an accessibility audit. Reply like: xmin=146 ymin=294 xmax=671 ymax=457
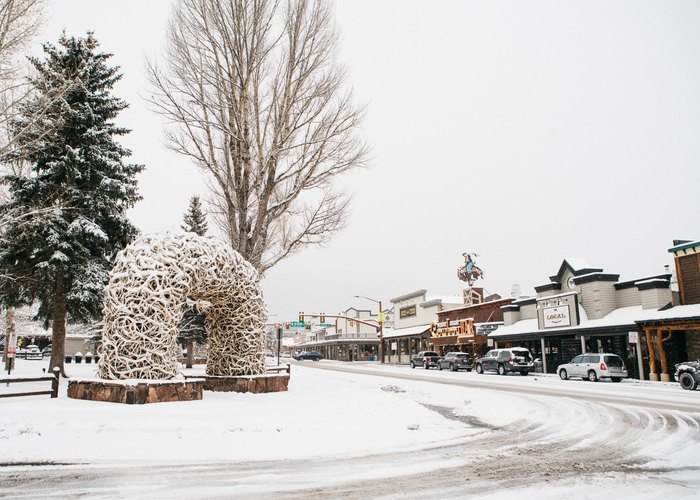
xmin=0 ymin=32 xmax=142 ymax=374
xmin=181 ymin=195 xmax=207 ymax=236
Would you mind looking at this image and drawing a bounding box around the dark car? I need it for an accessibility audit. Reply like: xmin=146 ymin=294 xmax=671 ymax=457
xmin=294 ymin=351 xmax=322 ymax=361
xmin=437 ymin=352 xmax=473 ymax=372
xmin=475 ymin=348 xmax=534 ymax=376
xmin=410 ymin=351 xmax=440 ymax=369
xmin=675 ymin=360 xmax=700 ymax=390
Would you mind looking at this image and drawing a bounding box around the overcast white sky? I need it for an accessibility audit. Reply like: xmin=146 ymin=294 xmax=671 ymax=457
xmin=41 ymin=1 xmax=700 ymax=323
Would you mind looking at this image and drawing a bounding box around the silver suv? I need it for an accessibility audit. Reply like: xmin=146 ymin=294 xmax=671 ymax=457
xmin=557 ymin=353 xmax=627 ymax=382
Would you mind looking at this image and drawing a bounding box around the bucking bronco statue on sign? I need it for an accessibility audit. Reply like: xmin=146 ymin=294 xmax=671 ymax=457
xmin=458 ymin=252 xmax=484 ymax=286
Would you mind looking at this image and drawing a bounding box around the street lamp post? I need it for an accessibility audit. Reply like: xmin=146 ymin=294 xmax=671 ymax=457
xmin=354 ymin=295 xmax=384 ymax=364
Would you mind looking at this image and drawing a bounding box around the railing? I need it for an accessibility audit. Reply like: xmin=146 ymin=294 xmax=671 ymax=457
xmin=266 ymin=363 xmax=291 ymax=375
xmin=0 ymin=367 xmax=61 ymax=399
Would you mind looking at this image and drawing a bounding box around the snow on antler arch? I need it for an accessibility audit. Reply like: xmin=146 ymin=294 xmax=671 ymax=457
xmin=98 ymin=233 xmax=267 ymax=380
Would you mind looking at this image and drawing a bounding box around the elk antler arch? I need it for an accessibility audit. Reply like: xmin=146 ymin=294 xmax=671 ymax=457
xmin=98 ymin=233 xmax=267 ymax=380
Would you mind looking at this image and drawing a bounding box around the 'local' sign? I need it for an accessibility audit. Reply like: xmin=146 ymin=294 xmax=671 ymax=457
xmin=543 ymin=305 xmax=571 ymax=328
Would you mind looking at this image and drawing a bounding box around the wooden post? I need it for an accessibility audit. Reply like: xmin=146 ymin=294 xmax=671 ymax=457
xmin=51 ymin=367 xmax=60 ymax=398
xmin=645 ymin=328 xmax=657 ymax=381
xmin=656 ymin=329 xmax=672 ymax=382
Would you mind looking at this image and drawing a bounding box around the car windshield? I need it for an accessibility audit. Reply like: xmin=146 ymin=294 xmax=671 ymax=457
xmin=604 ymin=355 xmax=624 ymax=367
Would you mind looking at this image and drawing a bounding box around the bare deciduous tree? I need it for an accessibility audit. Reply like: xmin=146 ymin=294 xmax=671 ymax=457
xmin=0 ymin=0 xmax=44 ymax=369
xmin=0 ymin=0 xmax=49 ymax=166
xmin=148 ymin=0 xmax=368 ymax=272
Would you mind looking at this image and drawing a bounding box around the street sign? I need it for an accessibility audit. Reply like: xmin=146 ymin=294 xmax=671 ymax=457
xmin=290 ymin=321 xmax=305 ymax=328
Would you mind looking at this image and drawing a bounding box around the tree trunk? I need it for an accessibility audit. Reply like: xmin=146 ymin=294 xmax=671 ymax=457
xmin=186 ymin=338 xmax=194 ymax=369
xmin=4 ymin=307 xmax=15 ymax=372
xmin=49 ymin=273 xmax=67 ymax=377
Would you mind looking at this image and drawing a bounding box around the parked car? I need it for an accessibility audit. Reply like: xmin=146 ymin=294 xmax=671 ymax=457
xmin=475 ymin=348 xmax=534 ymax=376
xmin=43 ymin=344 xmax=52 ymax=357
xmin=25 ymin=345 xmax=43 ymax=360
xmin=294 ymin=351 xmax=322 ymax=361
xmin=410 ymin=351 xmax=440 ymax=369
xmin=674 ymin=360 xmax=700 ymax=390
xmin=557 ymin=353 xmax=627 ymax=382
xmin=437 ymin=352 xmax=473 ymax=372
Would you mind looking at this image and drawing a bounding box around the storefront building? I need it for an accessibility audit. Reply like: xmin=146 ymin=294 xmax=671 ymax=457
xmin=430 ymin=289 xmax=511 ymax=358
xmin=293 ymin=307 xmax=380 ymax=361
xmin=490 ymin=249 xmax=700 ymax=380
xmin=382 ymin=289 xmax=464 ymax=364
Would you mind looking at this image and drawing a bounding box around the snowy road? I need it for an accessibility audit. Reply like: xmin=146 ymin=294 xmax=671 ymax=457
xmin=297 ymin=360 xmax=700 ymax=413
xmin=1 ymin=360 xmax=699 ymax=498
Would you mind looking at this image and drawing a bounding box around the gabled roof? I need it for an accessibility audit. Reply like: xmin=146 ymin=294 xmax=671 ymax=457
xmin=549 ymin=258 xmax=603 ymax=283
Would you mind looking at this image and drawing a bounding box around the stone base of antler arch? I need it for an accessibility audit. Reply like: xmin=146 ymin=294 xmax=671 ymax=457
xmin=186 ymin=372 xmax=290 ymax=394
xmin=67 ymin=378 xmax=204 ymax=404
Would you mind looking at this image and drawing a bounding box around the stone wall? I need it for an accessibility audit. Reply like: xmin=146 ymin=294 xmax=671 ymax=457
xmin=189 ymin=373 xmax=290 ymax=393
xmin=68 ymin=379 xmax=203 ymax=404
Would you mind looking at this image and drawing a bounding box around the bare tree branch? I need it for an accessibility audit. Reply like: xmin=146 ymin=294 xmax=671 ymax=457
xmin=147 ymin=0 xmax=368 ymax=272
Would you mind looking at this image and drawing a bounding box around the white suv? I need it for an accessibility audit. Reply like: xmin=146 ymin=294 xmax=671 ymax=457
xmin=557 ymin=353 xmax=627 ymax=382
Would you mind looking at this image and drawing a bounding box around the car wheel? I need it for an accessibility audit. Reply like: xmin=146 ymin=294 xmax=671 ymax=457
xmin=410 ymin=362 xmax=415 ymax=369
xmin=611 ymin=377 xmax=622 ymax=383
xmin=679 ymin=372 xmax=698 ymax=391
xmin=520 ymin=371 xmax=528 ymax=376
xmin=476 ymin=364 xmax=483 ymax=374
xmin=424 ymin=361 xmax=429 ymax=370
xmin=497 ymin=364 xmax=506 ymax=376
xmin=559 ymin=369 xmax=568 ymax=380
xmin=450 ymin=363 xmax=457 ymax=372
xmin=438 ymin=363 xmax=443 ymax=371
xmin=587 ymin=370 xmax=598 ymax=382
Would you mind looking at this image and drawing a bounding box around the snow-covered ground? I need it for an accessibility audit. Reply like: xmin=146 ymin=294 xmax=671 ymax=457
xmin=0 ymin=358 xmax=699 ymax=498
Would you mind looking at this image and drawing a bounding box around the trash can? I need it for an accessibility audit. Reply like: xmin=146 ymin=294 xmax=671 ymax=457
xmin=74 ymin=351 xmax=83 ymax=364
xmin=369 ymin=355 xmax=375 ymax=361
xmin=93 ymin=355 xmax=99 ymax=364
xmin=84 ymin=352 xmax=93 ymax=364
xmin=65 ymin=355 xmax=72 ymax=363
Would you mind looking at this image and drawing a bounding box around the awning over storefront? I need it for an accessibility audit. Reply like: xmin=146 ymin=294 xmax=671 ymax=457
xmin=382 ymin=324 xmax=430 ymax=339
xmin=490 ymin=304 xmax=700 ymax=342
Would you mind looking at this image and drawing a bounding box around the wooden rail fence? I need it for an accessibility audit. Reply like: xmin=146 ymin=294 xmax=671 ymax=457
xmin=0 ymin=367 xmax=61 ymax=399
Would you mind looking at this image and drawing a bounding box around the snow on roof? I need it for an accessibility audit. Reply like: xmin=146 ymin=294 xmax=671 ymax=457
xmin=564 ymin=257 xmax=592 ymax=270
xmin=668 ymin=240 xmax=700 ymax=253
xmin=491 ymin=303 xmax=700 ymax=338
xmin=382 ymin=324 xmax=431 ymax=339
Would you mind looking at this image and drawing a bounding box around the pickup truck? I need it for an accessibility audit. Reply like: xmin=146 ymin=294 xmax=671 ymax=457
xmin=410 ymin=351 xmax=440 ymax=369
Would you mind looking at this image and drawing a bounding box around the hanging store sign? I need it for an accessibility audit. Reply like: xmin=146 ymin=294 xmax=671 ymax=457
xmin=628 ymin=331 xmax=638 ymax=343
xmin=543 ymin=305 xmax=571 ymax=328
xmin=476 ymin=324 xmax=499 ymax=336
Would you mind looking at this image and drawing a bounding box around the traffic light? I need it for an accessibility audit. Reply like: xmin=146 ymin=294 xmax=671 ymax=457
xmin=349 ymin=319 xmax=354 ymax=327
xmin=320 ymin=313 xmax=325 ymax=323
xmin=299 ymin=311 xmax=304 ymax=323
xmin=285 ymin=322 xmax=290 ymax=329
